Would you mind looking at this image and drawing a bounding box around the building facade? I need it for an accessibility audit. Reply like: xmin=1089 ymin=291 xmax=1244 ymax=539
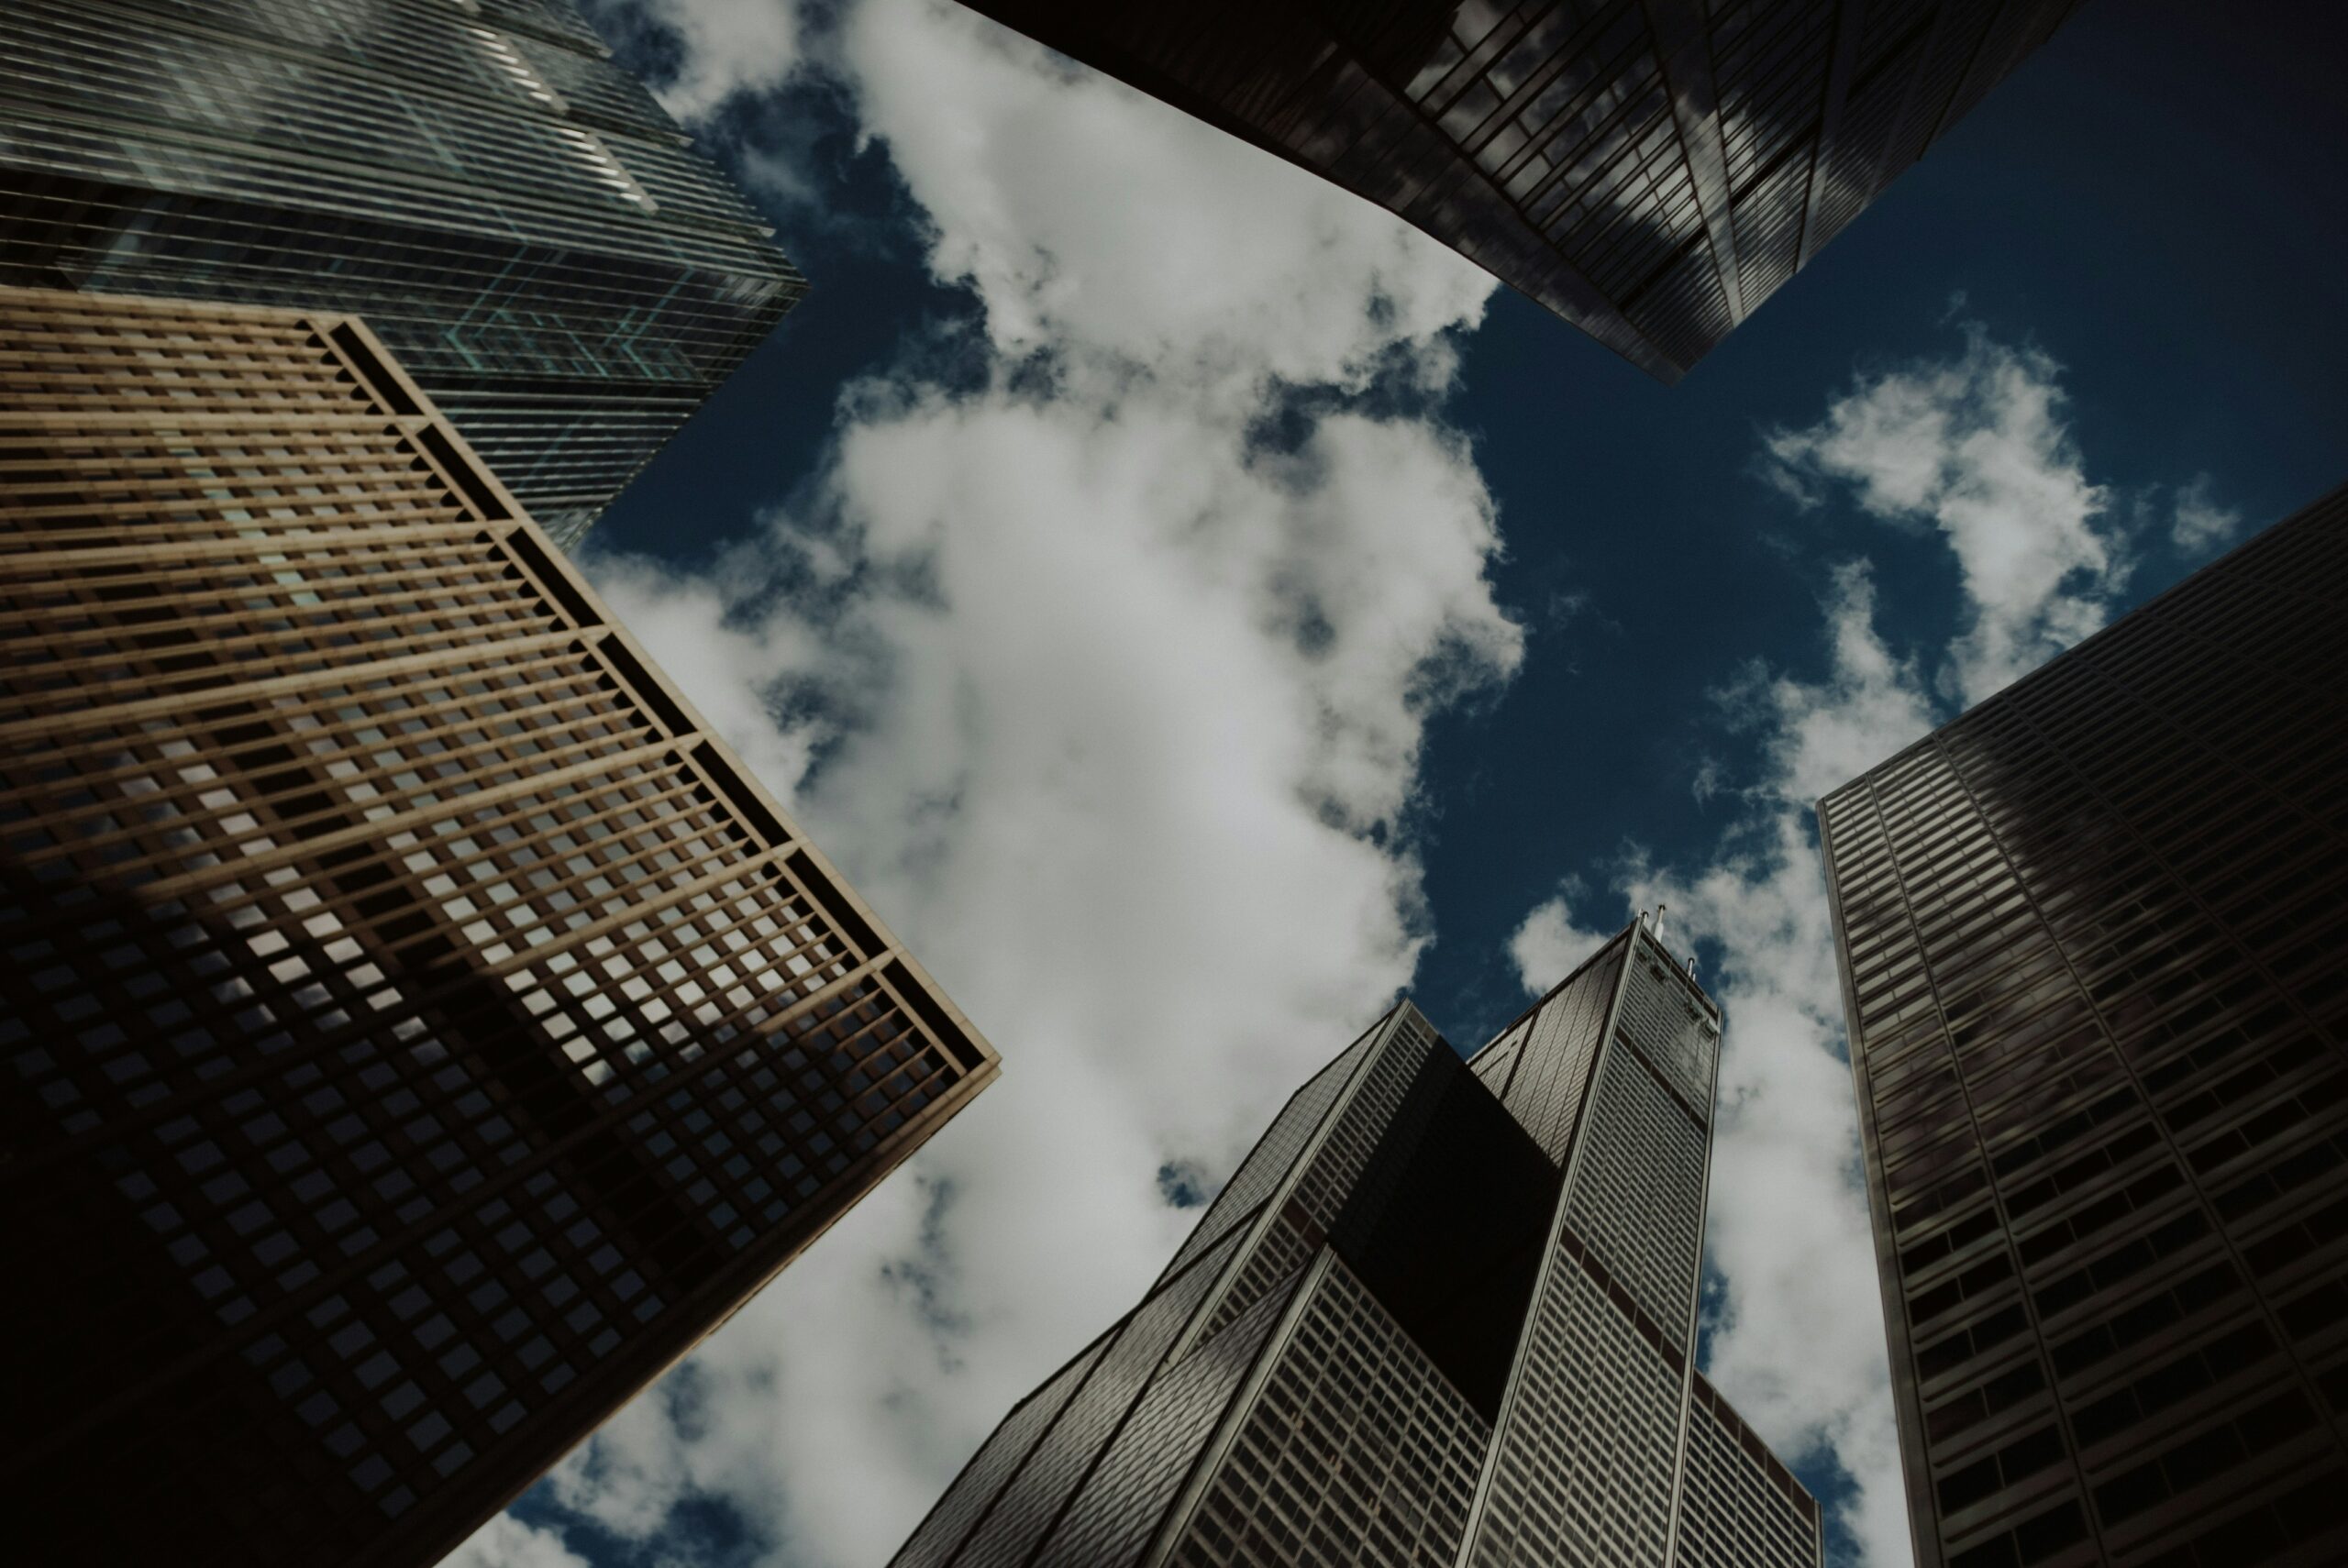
xmin=0 ymin=0 xmax=803 ymax=548
xmin=1819 ymin=484 xmax=2348 ymax=1566
xmin=891 ymin=919 xmax=1822 ymax=1568
xmin=958 ymin=0 xmax=2080 ymax=381
xmin=0 ymin=285 xmax=995 ymax=1568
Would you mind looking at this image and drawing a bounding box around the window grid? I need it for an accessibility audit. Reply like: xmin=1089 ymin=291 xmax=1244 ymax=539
xmin=1822 ymin=483 xmax=2348 ymax=1564
xmin=0 ymin=0 xmax=803 ymax=546
xmin=1 ymin=287 xmax=994 ymax=1568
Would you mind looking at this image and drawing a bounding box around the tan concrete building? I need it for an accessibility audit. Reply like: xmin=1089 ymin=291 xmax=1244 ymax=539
xmin=0 ymin=285 xmax=996 ymax=1568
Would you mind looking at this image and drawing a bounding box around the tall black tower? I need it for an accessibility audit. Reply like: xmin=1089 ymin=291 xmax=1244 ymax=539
xmin=892 ymin=920 xmax=1822 ymax=1568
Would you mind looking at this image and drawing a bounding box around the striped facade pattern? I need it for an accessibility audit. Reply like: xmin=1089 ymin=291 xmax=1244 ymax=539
xmin=1821 ymin=484 xmax=2348 ymax=1566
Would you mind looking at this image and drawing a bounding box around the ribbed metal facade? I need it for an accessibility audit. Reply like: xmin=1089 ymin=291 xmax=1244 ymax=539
xmin=0 ymin=0 xmax=803 ymax=548
xmin=1820 ymin=484 xmax=2348 ymax=1566
xmin=957 ymin=0 xmax=2081 ymax=381
xmin=890 ymin=922 xmax=1822 ymax=1567
xmin=0 ymin=286 xmax=993 ymax=1568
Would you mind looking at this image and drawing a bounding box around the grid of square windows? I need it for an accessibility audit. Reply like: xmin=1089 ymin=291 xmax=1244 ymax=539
xmin=1673 ymin=1372 xmax=1822 ymax=1568
xmin=1467 ymin=1228 xmax=1689 ymax=1567
xmin=1563 ymin=1034 xmax=1710 ymax=1347
xmin=1170 ymin=1256 xmax=1490 ymax=1568
xmin=0 ymin=288 xmax=992 ymax=1568
xmin=1615 ymin=937 xmax=1719 ymax=1119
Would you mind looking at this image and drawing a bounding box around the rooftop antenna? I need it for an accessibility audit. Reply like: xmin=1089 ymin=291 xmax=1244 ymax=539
xmin=1687 ymin=953 xmax=1700 ymax=978
xmin=1653 ymin=903 xmax=1667 ymax=946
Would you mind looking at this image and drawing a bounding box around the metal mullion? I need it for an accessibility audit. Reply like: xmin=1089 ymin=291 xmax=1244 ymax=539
xmin=589 ymin=869 xmax=828 ymax=999
xmin=1918 ymin=726 xmax=2348 ymax=1513
xmin=834 ymin=1045 xmax=958 ymax=1147
xmin=0 ymin=458 xmax=471 ymax=514
xmin=400 ymin=768 xmax=716 ymax=900
xmin=0 ymin=624 xmax=578 ymax=723
xmin=72 ymin=757 xmax=698 ymax=983
xmin=0 ymin=536 xmax=513 ymax=602
xmin=590 ymin=953 xmax=903 ymax=1119
xmin=0 ymin=353 xmax=340 ymax=386
xmin=0 ymin=481 xmax=470 ymax=525
xmin=0 ymin=627 xmax=588 ymax=744
xmin=0 ymin=326 xmax=321 ymax=354
xmin=50 ymin=578 xmax=548 ymax=648
xmin=0 ymin=410 xmax=426 ymax=433
xmin=28 ymin=698 xmax=641 ymax=873
xmin=130 ymin=737 xmax=681 ymax=904
xmin=16 ymin=949 xmax=909 ymax=1477
xmin=0 ymin=585 xmax=524 ymax=649
xmin=471 ymin=845 xmax=790 ymax=983
xmin=1518 ymin=35 xmax=1666 ymax=208
xmin=447 ymin=798 xmax=760 ymax=965
xmin=1844 ymin=776 xmax=2109 ymax=1562
xmin=0 ymin=673 xmax=624 ymax=819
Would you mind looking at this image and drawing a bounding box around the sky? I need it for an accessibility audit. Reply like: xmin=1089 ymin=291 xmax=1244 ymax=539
xmin=449 ymin=3 xmax=2348 ymax=1566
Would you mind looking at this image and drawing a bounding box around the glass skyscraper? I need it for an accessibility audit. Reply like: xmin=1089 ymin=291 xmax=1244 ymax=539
xmin=0 ymin=284 xmax=994 ymax=1568
xmin=957 ymin=0 xmax=2080 ymax=381
xmin=0 ymin=0 xmax=803 ymax=548
xmin=1819 ymin=484 xmax=2348 ymax=1566
xmin=892 ymin=918 xmax=1821 ymax=1567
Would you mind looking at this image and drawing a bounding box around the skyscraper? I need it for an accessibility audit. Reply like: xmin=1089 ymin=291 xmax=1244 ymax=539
xmin=0 ymin=0 xmax=803 ymax=548
xmin=1818 ymin=484 xmax=2348 ymax=1566
xmin=0 ymin=284 xmax=996 ymax=1568
xmin=956 ymin=0 xmax=2080 ymax=381
xmin=892 ymin=918 xmax=1822 ymax=1567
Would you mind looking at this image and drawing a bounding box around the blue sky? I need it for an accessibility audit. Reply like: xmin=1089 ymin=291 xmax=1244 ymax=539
xmin=457 ymin=4 xmax=2348 ymax=1566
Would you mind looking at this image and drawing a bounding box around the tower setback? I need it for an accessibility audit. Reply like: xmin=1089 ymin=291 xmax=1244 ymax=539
xmin=892 ymin=919 xmax=1821 ymax=1568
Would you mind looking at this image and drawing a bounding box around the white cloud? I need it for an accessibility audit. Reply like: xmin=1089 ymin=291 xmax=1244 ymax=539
xmin=585 ymin=0 xmax=807 ymax=121
xmin=457 ymin=2 xmax=1512 ymax=1565
xmin=442 ymin=1516 xmax=592 ymax=1568
xmin=1748 ymin=562 xmax=1939 ymax=806
xmin=844 ymin=0 xmax=1492 ymax=389
xmin=1763 ymin=328 xmax=2124 ymax=706
xmin=1506 ymin=882 xmax=1610 ymax=995
xmin=2169 ymin=471 xmax=2243 ymax=553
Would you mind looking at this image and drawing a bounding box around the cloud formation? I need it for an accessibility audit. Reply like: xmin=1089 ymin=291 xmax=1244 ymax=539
xmin=1762 ymin=329 xmax=2123 ymax=706
xmin=454 ymin=2 xmax=1508 ymax=1564
xmin=1506 ymin=878 xmax=1609 ymax=996
xmin=583 ymin=0 xmax=806 ymax=121
xmin=452 ymin=1518 xmax=592 ymax=1568
xmin=2168 ymin=471 xmax=2243 ymax=553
